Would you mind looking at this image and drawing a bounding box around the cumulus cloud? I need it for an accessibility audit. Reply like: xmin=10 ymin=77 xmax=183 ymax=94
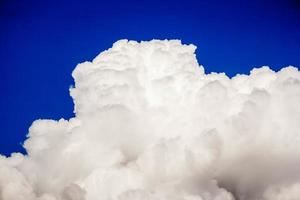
xmin=1 ymin=39 xmax=300 ymax=200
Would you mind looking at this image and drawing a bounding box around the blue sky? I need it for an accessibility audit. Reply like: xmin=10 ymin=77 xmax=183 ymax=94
xmin=0 ymin=0 xmax=299 ymax=156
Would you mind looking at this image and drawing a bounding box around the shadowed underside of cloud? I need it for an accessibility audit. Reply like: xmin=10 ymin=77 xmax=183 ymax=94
xmin=1 ymin=40 xmax=300 ymax=200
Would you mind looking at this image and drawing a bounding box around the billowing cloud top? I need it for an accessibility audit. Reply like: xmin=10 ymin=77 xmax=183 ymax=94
xmin=1 ymin=40 xmax=300 ymax=200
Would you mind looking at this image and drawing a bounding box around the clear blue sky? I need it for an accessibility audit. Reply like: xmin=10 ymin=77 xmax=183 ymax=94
xmin=0 ymin=0 xmax=299 ymax=156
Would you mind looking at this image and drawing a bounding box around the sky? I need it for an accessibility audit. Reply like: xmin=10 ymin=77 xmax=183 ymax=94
xmin=0 ymin=0 xmax=300 ymax=156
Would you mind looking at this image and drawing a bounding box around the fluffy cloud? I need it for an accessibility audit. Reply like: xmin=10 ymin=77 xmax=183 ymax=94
xmin=1 ymin=40 xmax=300 ymax=200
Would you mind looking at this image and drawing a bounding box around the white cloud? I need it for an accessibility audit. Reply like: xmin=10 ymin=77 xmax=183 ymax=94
xmin=1 ymin=39 xmax=300 ymax=200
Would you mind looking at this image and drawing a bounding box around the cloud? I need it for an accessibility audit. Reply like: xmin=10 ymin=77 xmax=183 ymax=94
xmin=0 ymin=39 xmax=300 ymax=200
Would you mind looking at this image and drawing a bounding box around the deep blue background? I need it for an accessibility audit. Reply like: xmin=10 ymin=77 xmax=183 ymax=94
xmin=0 ymin=0 xmax=299 ymax=156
